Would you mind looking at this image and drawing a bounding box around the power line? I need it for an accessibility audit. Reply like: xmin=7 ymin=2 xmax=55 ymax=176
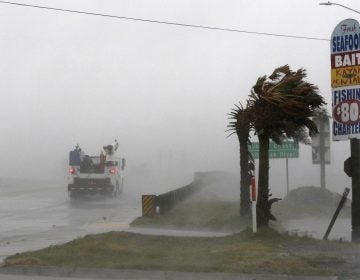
xmin=0 ymin=0 xmax=330 ymax=42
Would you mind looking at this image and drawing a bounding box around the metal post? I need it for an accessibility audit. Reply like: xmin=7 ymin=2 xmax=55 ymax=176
xmin=251 ymin=201 xmax=257 ymax=233
xmin=320 ymin=115 xmax=326 ymax=189
xmin=351 ymin=139 xmax=360 ymax=242
xmin=323 ymin=187 xmax=350 ymax=240
xmin=250 ymin=176 xmax=257 ymax=233
xmin=286 ymin=158 xmax=289 ymax=195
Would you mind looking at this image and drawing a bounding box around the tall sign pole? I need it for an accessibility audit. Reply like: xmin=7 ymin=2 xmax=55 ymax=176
xmin=286 ymin=158 xmax=289 ymax=194
xmin=320 ymin=117 xmax=326 ymax=189
xmin=312 ymin=112 xmax=331 ymax=188
xmin=331 ymin=19 xmax=360 ymax=241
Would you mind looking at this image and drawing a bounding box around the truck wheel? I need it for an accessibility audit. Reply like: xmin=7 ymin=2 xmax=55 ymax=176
xmin=69 ymin=191 xmax=77 ymax=199
xmin=106 ymin=185 xmax=115 ymax=197
xmin=114 ymin=182 xmax=120 ymax=197
xmin=68 ymin=185 xmax=77 ymax=199
xmin=117 ymin=178 xmax=124 ymax=194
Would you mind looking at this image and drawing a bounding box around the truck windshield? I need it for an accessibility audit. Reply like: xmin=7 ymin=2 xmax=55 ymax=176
xmin=90 ymin=157 xmax=100 ymax=164
xmin=80 ymin=156 xmax=103 ymax=173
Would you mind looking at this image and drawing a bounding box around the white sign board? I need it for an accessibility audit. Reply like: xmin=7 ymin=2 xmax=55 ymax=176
xmin=331 ymin=19 xmax=360 ymax=141
xmin=311 ymin=116 xmax=331 ymax=164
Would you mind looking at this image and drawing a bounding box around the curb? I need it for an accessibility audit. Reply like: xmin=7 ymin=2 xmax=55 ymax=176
xmin=0 ymin=266 xmax=339 ymax=280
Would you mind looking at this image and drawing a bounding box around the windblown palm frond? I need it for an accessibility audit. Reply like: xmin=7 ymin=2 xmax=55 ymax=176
xmin=227 ymin=102 xmax=254 ymax=140
xmin=249 ymin=64 xmax=326 ymax=143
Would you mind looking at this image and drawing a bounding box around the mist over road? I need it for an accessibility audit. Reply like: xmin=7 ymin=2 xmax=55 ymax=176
xmin=0 ymin=179 xmax=141 ymax=261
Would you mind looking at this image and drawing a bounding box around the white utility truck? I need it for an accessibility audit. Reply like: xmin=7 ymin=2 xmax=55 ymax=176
xmin=67 ymin=142 xmax=125 ymax=198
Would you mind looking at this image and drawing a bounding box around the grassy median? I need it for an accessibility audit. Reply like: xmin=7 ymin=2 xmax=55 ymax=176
xmin=131 ymin=199 xmax=249 ymax=231
xmin=4 ymin=195 xmax=360 ymax=276
xmin=4 ymin=228 xmax=357 ymax=276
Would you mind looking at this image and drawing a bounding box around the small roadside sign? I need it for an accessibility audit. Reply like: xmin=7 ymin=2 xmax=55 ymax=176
xmin=312 ymin=115 xmax=331 ymax=164
xmin=248 ymin=141 xmax=299 ymax=159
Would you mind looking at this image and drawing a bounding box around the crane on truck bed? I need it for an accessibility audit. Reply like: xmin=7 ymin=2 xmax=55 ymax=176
xmin=67 ymin=141 xmax=125 ymax=198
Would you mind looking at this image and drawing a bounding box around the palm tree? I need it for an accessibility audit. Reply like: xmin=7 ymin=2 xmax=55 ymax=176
xmin=228 ymin=103 xmax=254 ymax=216
xmin=249 ymin=65 xmax=326 ymax=227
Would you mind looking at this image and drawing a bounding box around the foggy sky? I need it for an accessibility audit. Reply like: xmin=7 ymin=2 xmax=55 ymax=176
xmin=0 ymin=0 xmax=358 ymax=196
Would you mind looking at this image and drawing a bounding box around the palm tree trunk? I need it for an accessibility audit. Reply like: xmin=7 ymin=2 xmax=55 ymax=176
xmin=238 ymin=131 xmax=251 ymax=216
xmin=257 ymin=132 xmax=270 ymax=227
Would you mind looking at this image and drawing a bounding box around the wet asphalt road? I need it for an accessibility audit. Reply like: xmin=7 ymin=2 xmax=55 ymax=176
xmin=0 ymin=180 xmax=141 ymax=261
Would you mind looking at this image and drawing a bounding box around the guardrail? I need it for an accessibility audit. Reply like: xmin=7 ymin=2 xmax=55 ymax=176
xmin=141 ymin=171 xmax=220 ymax=216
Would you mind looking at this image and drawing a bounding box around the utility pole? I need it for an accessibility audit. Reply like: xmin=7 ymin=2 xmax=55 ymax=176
xmin=351 ymin=139 xmax=360 ymax=241
xmin=345 ymin=140 xmax=360 ymax=241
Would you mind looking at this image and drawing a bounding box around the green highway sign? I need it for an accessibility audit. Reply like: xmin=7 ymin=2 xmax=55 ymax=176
xmin=248 ymin=141 xmax=299 ymax=159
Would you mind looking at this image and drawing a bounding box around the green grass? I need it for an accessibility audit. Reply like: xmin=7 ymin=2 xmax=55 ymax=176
xmin=5 ymin=196 xmax=359 ymax=276
xmin=131 ymin=199 xmax=250 ymax=231
xmin=5 ymin=228 xmax=357 ymax=276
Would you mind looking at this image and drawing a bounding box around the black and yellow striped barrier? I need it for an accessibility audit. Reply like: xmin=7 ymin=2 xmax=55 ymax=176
xmin=142 ymin=195 xmax=156 ymax=216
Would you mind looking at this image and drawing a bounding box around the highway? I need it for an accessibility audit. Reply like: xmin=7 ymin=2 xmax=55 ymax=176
xmin=0 ymin=178 xmax=141 ymax=261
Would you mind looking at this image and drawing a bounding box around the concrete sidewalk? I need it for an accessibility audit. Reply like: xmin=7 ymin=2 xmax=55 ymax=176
xmin=125 ymin=226 xmax=232 ymax=237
